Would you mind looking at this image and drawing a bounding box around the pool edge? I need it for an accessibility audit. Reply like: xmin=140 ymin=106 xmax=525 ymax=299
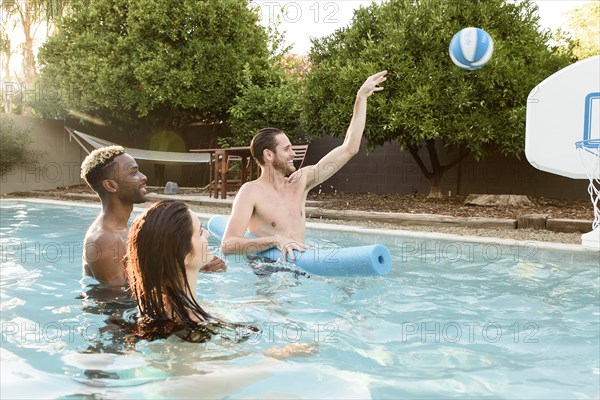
xmin=2 ymin=197 xmax=597 ymax=259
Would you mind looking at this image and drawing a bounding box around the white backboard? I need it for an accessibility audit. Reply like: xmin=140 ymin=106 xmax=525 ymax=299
xmin=525 ymin=55 xmax=600 ymax=179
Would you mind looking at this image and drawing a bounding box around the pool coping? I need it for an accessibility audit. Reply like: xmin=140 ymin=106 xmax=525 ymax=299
xmin=3 ymin=197 xmax=597 ymax=259
xmin=6 ymin=190 xmax=594 ymax=234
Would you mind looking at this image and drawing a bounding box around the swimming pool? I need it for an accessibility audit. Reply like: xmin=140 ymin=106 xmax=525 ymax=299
xmin=1 ymin=199 xmax=598 ymax=399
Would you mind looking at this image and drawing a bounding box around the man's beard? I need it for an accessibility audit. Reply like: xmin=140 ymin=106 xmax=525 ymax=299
xmin=132 ymin=188 xmax=148 ymax=204
xmin=273 ymin=157 xmax=296 ymax=176
xmin=120 ymin=186 xmax=147 ymax=204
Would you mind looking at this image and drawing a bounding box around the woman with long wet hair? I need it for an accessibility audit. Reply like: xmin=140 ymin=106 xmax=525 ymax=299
xmin=124 ymin=200 xmax=251 ymax=342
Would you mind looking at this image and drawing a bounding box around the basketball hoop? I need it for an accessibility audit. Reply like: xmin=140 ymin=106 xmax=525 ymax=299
xmin=575 ymin=138 xmax=600 ymax=250
xmin=525 ymin=58 xmax=599 ymax=249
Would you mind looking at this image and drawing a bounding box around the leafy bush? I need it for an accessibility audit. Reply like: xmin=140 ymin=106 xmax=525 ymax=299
xmin=0 ymin=115 xmax=41 ymax=176
xmin=227 ymin=54 xmax=310 ymax=146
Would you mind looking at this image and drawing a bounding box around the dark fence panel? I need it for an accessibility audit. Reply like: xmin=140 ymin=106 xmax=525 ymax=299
xmin=34 ymin=117 xmax=589 ymax=200
xmin=304 ymin=135 xmax=589 ymax=200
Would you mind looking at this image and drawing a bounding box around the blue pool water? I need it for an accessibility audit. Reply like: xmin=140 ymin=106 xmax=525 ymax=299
xmin=1 ymin=200 xmax=598 ymax=399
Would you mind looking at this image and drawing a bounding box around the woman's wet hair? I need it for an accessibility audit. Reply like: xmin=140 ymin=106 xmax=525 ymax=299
xmin=125 ymin=200 xmax=214 ymax=340
xmin=123 ymin=200 xmax=259 ymax=342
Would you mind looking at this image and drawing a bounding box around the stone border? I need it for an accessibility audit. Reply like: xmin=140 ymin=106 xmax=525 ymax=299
xmin=5 ymin=190 xmax=594 ymax=234
xmin=306 ymin=208 xmax=517 ymax=229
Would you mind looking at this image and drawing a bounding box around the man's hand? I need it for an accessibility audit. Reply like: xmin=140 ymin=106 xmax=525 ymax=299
xmin=200 ymin=256 xmax=227 ymax=273
xmin=275 ymin=236 xmax=311 ymax=263
xmin=357 ymin=70 xmax=387 ymax=99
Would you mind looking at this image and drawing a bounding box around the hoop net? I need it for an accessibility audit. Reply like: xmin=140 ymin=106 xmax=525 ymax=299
xmin=576 ymin=139 xmax=600 ymax=230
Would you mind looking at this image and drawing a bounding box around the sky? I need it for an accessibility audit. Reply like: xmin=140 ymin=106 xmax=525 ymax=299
xmin=252 ymin=0 xmax=593 ymax=54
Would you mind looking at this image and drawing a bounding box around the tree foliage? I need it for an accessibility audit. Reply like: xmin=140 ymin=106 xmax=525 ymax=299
xmin=0 ymin=115 xmax=41 ymax=175
xmin=227 ymin=53 xmax=309 ymax=146
xmin=0 ymin=1 xmax=72 ymax=84
xmin=304 ymin=0 xmax=574 ymax=196
xmin=34 ymin=0 xmax=271 ymax=133
xmin=563 ymin=1 xmax=600 ymax=60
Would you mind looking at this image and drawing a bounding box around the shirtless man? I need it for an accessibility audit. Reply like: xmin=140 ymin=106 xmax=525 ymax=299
xmin=81 ymin=146 xmax=149 ymax=286
xmin=81 ymin=146 xmax=224 ymax=286
xmin=221 ymin=71 xmax=387 ymax=261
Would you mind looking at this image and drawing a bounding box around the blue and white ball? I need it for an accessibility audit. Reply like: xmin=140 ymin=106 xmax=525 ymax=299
xmin=449 ymin=27 xmax=494 ymax=70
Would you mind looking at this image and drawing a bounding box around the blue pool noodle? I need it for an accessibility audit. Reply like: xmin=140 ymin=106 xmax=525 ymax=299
xmin=207 ymin=215 xmax=392 ymax=277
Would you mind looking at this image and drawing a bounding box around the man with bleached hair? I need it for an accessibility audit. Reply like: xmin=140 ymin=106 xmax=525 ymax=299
xmin=81 ymin=146 xmax=149 ymax=285
xmin=81 ymin=146 xmax=226 ymax=286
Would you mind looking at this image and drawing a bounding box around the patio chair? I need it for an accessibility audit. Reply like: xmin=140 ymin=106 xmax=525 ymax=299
xmin=291 ymin=144 xmax=310 ymax=169
xmin=212 ymin=143 xmax=310 ymax=198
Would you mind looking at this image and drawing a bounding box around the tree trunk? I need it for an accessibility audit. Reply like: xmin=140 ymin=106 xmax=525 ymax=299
xmin=19 ymin=1 xmax=37 ymax=83
xmin=428 ymin=186 xmax=443 ymax=198
xmin=17 ymin=0 xmax=38 ymax=116
xmin=407 ymin=138 xmax=468 ymax=197
xmin=22 ymin=33 xmax=36 ymax=84
xmin=2 ymin=13 xmax=16 ymax=114
xmin=425 ymin=139 xmax=443 ymax=198
xmin=428 ymin=175 xmax=443 ymax=197
xmin=2 ymin=55 xmax=12 ymax=114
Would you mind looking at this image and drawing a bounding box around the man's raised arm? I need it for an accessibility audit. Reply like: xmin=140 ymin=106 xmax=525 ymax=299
xmin=302 ymin=70 xmax=387 ymax=190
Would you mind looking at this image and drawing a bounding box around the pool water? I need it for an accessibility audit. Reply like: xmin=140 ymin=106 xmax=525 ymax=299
xmin=1 ymin=200 xmax=598 ymax=399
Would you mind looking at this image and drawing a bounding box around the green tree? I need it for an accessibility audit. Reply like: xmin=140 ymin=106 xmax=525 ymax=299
xmin=227 ymin=53 xmax=309 ymax=146
xmin=34 ymin=0 xmax=271 ymax=135
xmin=304 ymin=0 xmax=574 ymax=197
xmin=563 ymin=2 xmax=600 ymax=59
xmin=0 ymin=115 xmax=41 ymax=175
xmin=0 ymin=1 xmax=71 ymax=86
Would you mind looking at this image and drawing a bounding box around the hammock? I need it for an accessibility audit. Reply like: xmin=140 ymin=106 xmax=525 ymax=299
xmin=66 ymin=127 xmax=210 ymax=164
